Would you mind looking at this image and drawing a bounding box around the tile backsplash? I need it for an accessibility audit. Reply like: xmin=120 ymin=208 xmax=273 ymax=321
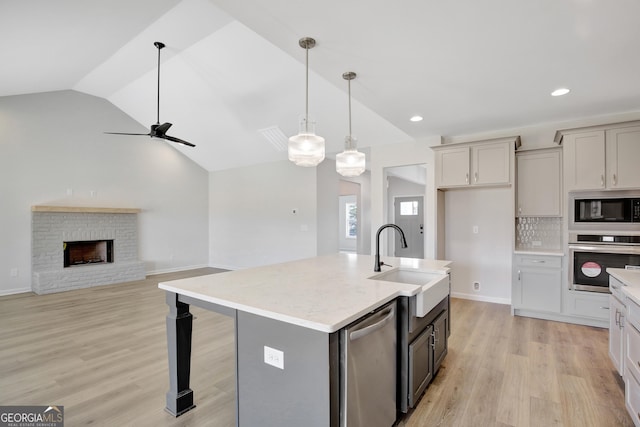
xmin=516 ymin=217 xmax=562 ymax=250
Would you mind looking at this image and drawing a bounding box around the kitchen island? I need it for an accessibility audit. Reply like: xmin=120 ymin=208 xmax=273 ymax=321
xmin=158 ymin=253 xmax=450 ymax=426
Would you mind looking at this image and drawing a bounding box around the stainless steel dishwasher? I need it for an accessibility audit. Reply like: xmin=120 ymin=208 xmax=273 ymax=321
xmin=341 ymin=300 xmax=397 ymax=427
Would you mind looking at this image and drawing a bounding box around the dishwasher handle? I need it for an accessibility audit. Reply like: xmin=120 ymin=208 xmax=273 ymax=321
xmin=349 ymin=306 xmax=395 ymax=341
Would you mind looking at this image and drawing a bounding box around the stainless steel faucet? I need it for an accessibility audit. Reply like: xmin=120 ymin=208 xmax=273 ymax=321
xmin=374 ymin=224 xmax=408 ymax=271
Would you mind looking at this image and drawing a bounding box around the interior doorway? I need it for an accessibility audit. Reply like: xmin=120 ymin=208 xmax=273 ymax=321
xmin=385 ymin=164 xmax=427 ymax=259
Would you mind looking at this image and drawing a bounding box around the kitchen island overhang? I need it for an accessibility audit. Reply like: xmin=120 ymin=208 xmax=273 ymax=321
xmin=158 ymin=253 xmax=451 ymax=425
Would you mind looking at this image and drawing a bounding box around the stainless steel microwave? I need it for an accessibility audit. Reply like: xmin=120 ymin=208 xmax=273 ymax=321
xmin=574 ymin=197 xmax=640 ymax=223
xmin=570 ymin=192 xmax=640 ymax=231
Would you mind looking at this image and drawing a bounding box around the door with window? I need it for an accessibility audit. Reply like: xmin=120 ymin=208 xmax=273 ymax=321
xmin=394 ymin=196 xmax=424 ymax=259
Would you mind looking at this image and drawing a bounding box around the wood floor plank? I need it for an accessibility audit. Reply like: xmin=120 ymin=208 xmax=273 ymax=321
xmin=0 ymin=271 xmax=633 ymax=426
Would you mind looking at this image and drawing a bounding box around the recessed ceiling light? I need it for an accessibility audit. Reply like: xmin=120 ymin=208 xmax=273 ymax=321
xmin=551 ymin=88 xmax=570 ymax=97
xmin=410 ymin=115 xmax=423 ymax=122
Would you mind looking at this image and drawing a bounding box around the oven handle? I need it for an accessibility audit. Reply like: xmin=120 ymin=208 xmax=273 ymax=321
xmin=569 ymin=244 xmax=640 ymax=255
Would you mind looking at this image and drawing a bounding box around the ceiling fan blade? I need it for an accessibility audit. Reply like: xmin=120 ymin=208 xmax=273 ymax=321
xmin=104 ymin=43 xmax=197 ymax=148
xmin=154 ymin=122 xmax=172 ymax=136
xmin=104 ymin=131 xmax=151 ymax=136
xmin=162 ymin=134 xmax=196 ymax=147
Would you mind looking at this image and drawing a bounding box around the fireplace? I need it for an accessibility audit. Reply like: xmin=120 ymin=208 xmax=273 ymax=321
xmin=64 ymin=240 xmax=114 ymax=267
xmin=31 ymin=206 xmax=146 ymax=294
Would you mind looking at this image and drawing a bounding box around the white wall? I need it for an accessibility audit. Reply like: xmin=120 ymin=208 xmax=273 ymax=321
xmin=316 ymin=159 xmax=339 ymax=256
xmin=444 ymin=188 xmax=513 ymax=303
xmin=209 ymin=160 xmax=317 ymax=269
xmin=0 ymin=90 xmax=209 ymax=295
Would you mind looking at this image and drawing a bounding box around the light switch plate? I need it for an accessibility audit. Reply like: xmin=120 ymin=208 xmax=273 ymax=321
xmin=264 ymin=346 xmax=284 ymax=369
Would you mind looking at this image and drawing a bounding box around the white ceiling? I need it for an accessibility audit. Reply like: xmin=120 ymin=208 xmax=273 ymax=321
xmin=3 ymin=0 xmax=640 ymax=171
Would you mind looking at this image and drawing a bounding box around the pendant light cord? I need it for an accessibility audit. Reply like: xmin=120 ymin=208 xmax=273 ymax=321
xmin=305 ymin=45 xmax=309 ymax=133
xmin=348 ymin=78 xmax=352 ymax=139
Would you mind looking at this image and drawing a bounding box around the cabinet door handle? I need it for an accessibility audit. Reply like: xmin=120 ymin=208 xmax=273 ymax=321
xmin=620 ymin=314 xmax=624 ymax=328
xmin=518 ymin=206 xmax=522 ymax=215
xmin=601 ymin=174 xmax=605 ymax=187
xmin=474 ymin=172 xmax=478 ymax=183
xmin=613 ymin=174 xmax=617 ymax=186
xmin=465 ymin=173 xmax=469 ymax=184
xmin=615 ymin=309 xmax=620 ymax=326
xmin=517 ymin=270 xmax=521 ymax=281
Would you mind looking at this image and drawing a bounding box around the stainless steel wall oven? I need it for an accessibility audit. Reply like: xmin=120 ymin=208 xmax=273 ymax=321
xmin=569 ymin=232 xmax=640 ymax=293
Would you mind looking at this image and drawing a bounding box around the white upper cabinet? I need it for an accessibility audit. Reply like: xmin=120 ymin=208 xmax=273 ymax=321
xmin=433 ymin=136 xmax=520 ymax=189
xmin=516 ymin=148 xmax=562 ymax=217
xmin=436 ymin=146 xmax=470 ymax=187
xmin=605 ymin=126 xmax=640 ymax=190
xmin=560 ymin=123 xmax=640 ymax=191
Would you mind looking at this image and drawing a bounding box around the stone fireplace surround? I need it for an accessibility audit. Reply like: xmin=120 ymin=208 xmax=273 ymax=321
xmin=31 ymin=206 xmax=146 ymax=294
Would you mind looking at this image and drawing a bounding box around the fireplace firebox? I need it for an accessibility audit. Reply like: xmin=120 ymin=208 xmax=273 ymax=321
xmin=64 ymin=240 xmax=114 ymax=267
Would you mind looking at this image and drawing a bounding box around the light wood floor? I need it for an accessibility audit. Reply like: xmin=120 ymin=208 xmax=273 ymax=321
xmin=0 ymin=269 xmax=632 ymax=426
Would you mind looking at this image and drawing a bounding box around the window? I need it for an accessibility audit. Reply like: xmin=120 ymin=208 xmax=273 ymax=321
xmin=346 ymin=202 xmax=357 ymax=238
xmin=400 ymin=201 xmax=418 ymax=216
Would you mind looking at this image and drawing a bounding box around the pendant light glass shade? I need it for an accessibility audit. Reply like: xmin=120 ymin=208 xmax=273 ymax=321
xmin=289 ymin=37 xmax=325 ymax=167
xmin=336 ymin=136 xmax=365 ymax=176
xmin=288 ymin=116 xmax=325 ymax=167
xmin=336 ymin=71 xmax=365 ymax=177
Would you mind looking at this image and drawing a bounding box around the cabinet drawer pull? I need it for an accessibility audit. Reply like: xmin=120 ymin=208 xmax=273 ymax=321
xmin=530 ymin=260 xmax=546 ymax=263
xmin=612 ymin=284 xmax=619 ymax=290
xmin=600 ymin=306 xmax=609 ymax=310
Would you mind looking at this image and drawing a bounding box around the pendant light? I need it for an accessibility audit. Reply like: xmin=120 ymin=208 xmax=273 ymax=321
xmin=336 ymin=71 xmax=365 ymax=177
xmin=288 ymin=37 xmax=325 ymax=167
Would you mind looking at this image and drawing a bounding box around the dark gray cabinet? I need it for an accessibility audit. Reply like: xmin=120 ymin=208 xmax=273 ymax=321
xmin=398 ymin=296 xmax=449 ymax=412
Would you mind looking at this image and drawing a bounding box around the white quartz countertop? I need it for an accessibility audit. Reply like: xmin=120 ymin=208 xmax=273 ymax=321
xmin=514 ymin=250 xmax=564 ymax=257
xmin=159 ymin=253 xmax=451 ymax=333
xmin=608 ymin=268 xmax=640 ymax=305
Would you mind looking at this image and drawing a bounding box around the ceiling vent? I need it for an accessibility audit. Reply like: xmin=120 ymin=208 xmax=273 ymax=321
xmin=258 ymin=126 xmax=288 ymax=152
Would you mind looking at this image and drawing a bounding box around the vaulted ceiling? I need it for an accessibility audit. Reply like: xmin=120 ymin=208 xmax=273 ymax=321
xmin=3 ymin=0 xmax=640 ymax=171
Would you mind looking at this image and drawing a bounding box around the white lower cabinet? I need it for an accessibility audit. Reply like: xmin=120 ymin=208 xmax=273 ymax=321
xmin=625 ymin=289 xmax=640 ymax=425
xmin=512 ymin=254 xmax=562 ymax=313
xmin=609 ymin=277 xmax=625 ymax=376
xmin=566 ymin=291 xmax=610 ymax=320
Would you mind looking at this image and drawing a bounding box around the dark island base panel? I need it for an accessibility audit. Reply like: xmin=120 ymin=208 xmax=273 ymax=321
xmin=165 ymin=292 xmax=195 ymax=416
xmin=164 ymin=291 xmax=341 ymax=426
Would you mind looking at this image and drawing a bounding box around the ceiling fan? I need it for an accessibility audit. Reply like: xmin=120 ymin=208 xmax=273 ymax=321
xmin=105 ymin=41 xmax=195 ymax=147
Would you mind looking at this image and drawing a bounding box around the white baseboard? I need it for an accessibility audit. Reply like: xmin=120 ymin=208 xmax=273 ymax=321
xmin=208 ymin=263 xmax=239 ymax=271
xmin=146 ymin=264 xmax=210 ymax=276
xmin=0 ymin=287 xmax=32 ymax=296
xmin=451 ymin=291 xmax=511 ymax=305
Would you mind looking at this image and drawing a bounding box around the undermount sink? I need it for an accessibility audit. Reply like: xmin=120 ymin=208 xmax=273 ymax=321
xmin=369 ymin=269 xmax=449 ymax=317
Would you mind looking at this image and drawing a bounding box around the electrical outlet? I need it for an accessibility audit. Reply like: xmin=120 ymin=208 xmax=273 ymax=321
xmin=473 ymin=281 xmax=480 ymax=291
xmin=264 ymin=346 xmax=284 ymax=369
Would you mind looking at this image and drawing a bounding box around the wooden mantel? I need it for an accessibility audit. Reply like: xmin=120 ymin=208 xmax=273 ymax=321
xmin=31 ymin=206 xmax=141 ymax=214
